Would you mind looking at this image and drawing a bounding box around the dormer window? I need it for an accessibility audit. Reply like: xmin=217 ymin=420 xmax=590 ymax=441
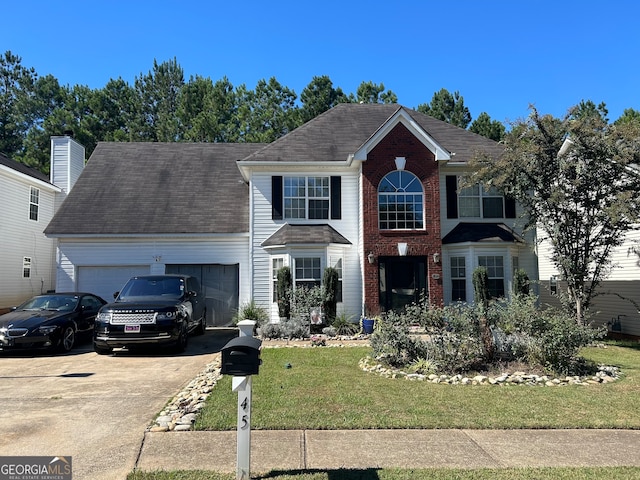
xmin=378 ymin=171 xmax=424 ymax=230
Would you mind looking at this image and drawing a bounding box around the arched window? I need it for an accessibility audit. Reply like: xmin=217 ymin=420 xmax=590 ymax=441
xmin=378 ymin=171 xmax=424 ymax=230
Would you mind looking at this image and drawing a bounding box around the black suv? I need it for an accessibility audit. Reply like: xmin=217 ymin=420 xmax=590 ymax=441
xmin=93 ymin=274 xmax=206 ymax=354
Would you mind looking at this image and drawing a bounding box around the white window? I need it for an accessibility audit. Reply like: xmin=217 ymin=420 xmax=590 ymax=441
xmin=478 ymin=255 xmax=505 ymax=298
xmin=330 ymin=256 xmax=343 ymax=303
xmin=284 ymin=176 xmax=329 ymax=219
xmin=450 ymin=256 xmax=466 ymax=302
xmin=294 ymin=257 xmax=322 ymax=289
xmin=378 ymin=171 xmax=424 ymax=230
xmin=23 ymin=257 xmax=32 ymax=278
xmin=272 ymin=257 xmax=285 ymax=302
xmin=458 ymin=181 xmax=504 ymax=218
xmin=29 ymin=187 xmax=39 ymax=221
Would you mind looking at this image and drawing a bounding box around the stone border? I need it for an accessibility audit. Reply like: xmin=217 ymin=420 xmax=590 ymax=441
xmin=359 ymin=355 xmax=621 ymax=386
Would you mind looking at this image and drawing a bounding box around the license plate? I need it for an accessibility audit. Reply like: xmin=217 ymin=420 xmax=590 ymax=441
xmin=124 ymin=325 xmax=140 ymax=333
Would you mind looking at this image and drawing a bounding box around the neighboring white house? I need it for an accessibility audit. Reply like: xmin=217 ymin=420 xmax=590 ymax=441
xmin=538 ymin=228 xmax=640 ymax=337
xmin=0 ymin=135 xmax=84 ymax=311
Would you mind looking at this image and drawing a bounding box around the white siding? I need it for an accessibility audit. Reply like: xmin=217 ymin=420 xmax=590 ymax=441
xmin=55 ymin=236 xmax=250 ymax=304
xmin=538 ymin=228 xmax=640 ymax=335
xmin=438 ymin=167 xmax=538 ymax=304
xmin=51 ymin=136 xmax=85 ymax=194
xmin=0 ymin=169 xmax=58 ymax=309
xmin=251 ymin=169 xmax=363 ymax=321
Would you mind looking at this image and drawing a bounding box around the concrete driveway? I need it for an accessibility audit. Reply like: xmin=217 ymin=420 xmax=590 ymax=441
xmin=0 ymin=328 xmax=237 ymax=480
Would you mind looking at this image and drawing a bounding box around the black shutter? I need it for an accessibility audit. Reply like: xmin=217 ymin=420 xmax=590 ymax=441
xmin=505 ymin=196 xmax=516 ymax=218
xmin=446 ymin=175 xmax=458 ymax=219
xmin=272 ymin=176 xmax=283 ymax=220
xmin=330 ymin=176 xmax=341 ymax=219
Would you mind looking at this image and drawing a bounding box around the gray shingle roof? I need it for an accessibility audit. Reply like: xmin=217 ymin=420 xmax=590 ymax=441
xmin=44 ymin=142 xmax=265 ymax=236
xmin=442 ymin=223 xmax=524 ymax=244
xmin=0 ymin=153 xmax=51 ymax=184
xmin=262 ymin=224 xmax=352 ymax=247
xmin=45 ymin=104 xmax=503 ymax=237
xmin=240 ymin=103 xmax=503 ymax=164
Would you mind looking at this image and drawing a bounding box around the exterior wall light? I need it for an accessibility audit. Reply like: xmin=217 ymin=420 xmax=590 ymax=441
xmin=432 ymin=252 xmax=440 ymax=264
xmin=367 ymin=252 xmax=375 ymax=264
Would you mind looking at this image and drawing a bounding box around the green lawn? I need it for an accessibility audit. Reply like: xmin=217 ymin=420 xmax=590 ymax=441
xmin=129 ymin=342 xmax=640 ymax=479
xmin=195 ymin=343 xmax=640 ymax=430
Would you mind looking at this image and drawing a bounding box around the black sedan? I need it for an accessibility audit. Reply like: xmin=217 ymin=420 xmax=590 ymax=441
xmin=0 ymin=293 xmax=107 ymax=353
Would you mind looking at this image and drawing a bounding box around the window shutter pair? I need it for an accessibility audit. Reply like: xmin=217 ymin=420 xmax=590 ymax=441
xmin=445 ymin=175 xmax=516 ymax=219
xmin=272 ymin=176 xmax=341 ymax=220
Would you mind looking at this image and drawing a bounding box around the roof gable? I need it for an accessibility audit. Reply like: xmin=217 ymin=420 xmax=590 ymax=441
xmin=353 ymin=107 xmax=451 ymax=161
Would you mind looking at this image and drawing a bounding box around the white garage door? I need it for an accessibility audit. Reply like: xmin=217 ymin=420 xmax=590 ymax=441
xmin=78 ymin=266 xmax=150 ymax=303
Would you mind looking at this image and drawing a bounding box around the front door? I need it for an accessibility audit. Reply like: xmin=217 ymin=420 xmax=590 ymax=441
xmin=379 ymin=256 xmax=428 ymax=313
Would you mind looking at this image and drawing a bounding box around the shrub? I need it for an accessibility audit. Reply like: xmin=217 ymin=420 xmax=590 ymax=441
xmin=330 ymin=312 xmax=359 ymax=336
xmin=258 ymin=318 xmax=309 ymax=340
xmin=232 ymin=299 xmax=269 ymax=327
xmin=322 ymin=267 xmax=339 ymax=322
xmin=369 ymin=293 xmax=605 ymax=376
xmin=276 ymin=267 xmax=292 ymax=319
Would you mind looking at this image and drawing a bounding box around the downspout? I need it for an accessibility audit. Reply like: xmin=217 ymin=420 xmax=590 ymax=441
xmin=248 ymin=178 xmax=254 ymax=304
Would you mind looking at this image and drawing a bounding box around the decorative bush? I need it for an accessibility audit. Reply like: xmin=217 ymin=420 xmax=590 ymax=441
xmin=330 ymin=312 xmax=359 ymax=336
xmin=369 ymin=293 xmax=605 ymax=376
xmin=513 ymin=268 xmax=530 ymax=296
xmin=322 ymin=267 xmax=339 ymax=322
xmin=232 ymin=299 xmax=269 ymax=327
xmin=276 ymin=267 xmax=292 ymax=319
xmin=258 ymin=318 xmax=309 ymax=340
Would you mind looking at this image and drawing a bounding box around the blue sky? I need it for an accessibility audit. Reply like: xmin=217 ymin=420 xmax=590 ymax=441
xmin=5 ymin=1 xmax=640 ymax=125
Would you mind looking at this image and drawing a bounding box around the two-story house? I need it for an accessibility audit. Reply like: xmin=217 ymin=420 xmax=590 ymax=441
xmin=45 ymin=104 xmax=536 ymax=325
xmin=0 ymin=135 xmax=84 ymax=311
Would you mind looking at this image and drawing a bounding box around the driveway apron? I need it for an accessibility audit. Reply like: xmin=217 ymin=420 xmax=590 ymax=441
xmin=0 ymin=329 xmax=236 ymax=480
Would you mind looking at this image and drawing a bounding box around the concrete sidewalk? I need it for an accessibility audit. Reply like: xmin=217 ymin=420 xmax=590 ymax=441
xmin=136 ymin=429 xmax=640 ymax=474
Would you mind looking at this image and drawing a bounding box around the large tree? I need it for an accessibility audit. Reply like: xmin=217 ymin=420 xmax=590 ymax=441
xmin=236 ymin=77 xmax=299 ymax=143
xmin=417 ymin=88 xmax=471 ymax=129
xmin=469 ymin=112 xmax=506 ymax=141
xmin=352 ymin=81 xmax=397 ymax=104
xmin=299 ymin=75 xmax=349 ymax=124
xmin=0 ymin=51 xmax=37 ymax=158
xmin=133 ymin=58 xmax=185 ymax=141
xmin=468 ymin=104 xmax=640 ymax=324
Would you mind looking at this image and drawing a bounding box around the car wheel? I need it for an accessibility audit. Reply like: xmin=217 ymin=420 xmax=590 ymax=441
xmin=94 ymin=343 xmax=113 ymax=355
xmin=58 ymin=325 xmax=76 ymax=352
xmin=174 ymin=324 xmax=188 ymax=353
xmin=195 ymin=311 xmax=206 ymax=336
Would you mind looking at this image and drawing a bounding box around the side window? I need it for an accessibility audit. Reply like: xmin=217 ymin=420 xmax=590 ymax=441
xmin=330 ymin=256 xmax=343 ymax=303
xmin=272 ymin=257 xmax=285 ymax=302
xmin=450 ymin=256 xmax=466 ymax=302
xmin=29 ymin=187 xmax=39 ymax=221
xmin=22 ymin=257 xmax=32 ymax=278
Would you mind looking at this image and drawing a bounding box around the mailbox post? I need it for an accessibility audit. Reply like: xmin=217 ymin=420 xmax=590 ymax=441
xmin=221 ymin=321 xmax=262 ymax=480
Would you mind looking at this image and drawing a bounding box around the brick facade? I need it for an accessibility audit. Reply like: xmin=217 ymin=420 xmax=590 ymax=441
xmin=362 ymin=123 xmax=443 ymax=314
